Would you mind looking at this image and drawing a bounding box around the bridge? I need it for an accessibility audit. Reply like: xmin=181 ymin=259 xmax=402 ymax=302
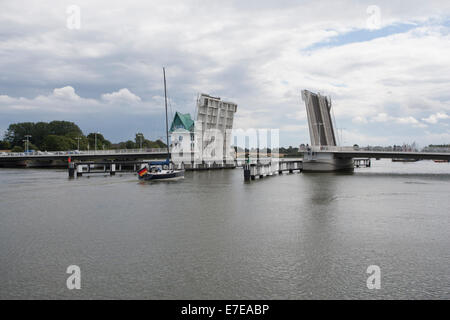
xmin=303 ymin=146 xmax=450 ymax=161
xmin=0 ymin=148 xmax=168 ymax=167
xmin=301 ymin=90 xmax=450 ymax=171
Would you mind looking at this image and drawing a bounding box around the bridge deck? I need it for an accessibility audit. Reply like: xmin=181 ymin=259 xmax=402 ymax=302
xmin=328 ymin=150 xmax=450 ymax=161
xmin=0 ymin=149 xmax=168 ymax=161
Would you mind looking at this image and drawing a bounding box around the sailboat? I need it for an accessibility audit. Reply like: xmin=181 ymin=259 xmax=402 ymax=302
xmin=137 ymin=68 xmax=185 ymax=181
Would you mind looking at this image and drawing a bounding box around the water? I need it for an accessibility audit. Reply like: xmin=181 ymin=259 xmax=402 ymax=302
xmin=0 ymin=159 xmax=449 ymax=299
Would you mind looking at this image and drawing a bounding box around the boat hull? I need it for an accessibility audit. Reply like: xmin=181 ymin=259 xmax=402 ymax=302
xmin=139 ymin=170 xmax=185 ymax=181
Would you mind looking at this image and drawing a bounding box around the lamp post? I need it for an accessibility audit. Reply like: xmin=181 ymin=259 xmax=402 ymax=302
xmin=137 ymin=133 xmax=143 ymax=151
xmin=24 ymin=135 xmax=32 ymax=152
xmin=339 ymin=128 xmax=346 ymax=147
xmin=75 ymin=137 xmax=82 ymax=151
xmin=94 ymin=132 xmax=99 ymax=154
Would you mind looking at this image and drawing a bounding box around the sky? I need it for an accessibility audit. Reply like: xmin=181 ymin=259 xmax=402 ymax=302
xmin=1 ymin=0 xmax=450 ymax=147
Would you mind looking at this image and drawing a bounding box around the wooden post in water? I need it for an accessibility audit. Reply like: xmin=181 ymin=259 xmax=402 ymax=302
xmin=244 ymin=164 xmax=251 ymax=181
xmin=68 ymin=161 xmax=75 ymax=178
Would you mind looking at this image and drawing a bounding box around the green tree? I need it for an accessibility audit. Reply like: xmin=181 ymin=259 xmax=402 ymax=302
xmin=4 ymin=122 xmax=35 ymax=147
xmin=42 ymin=135 xmax=75 ymax=151
xmin=116 ymin=142 xmax=127 ymax=149
xmin=27 ymin=143 xmax=38 ymax=151
xmin=4 ymin=121 xmax=83 ymax=150
xmin=48 ymin=121 xmax=82 ymax=136
xmin=0 ymin=140 xmax=10 ymax=149
xmin=87 ymin=133 xmax=111 ymax=150
xmin=31 ymin=122 xmax=51 ymax=147
xmin=11 ymin=145 xmax=24 ymax=152
xmin=154 ymin=139 xmax=166 ymax=148
xmin=125 ymin=140 xmax=136 ymax=149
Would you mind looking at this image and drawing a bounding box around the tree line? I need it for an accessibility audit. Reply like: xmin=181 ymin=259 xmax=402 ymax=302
xmin=0 ymin=121 xmax=166 ymax=152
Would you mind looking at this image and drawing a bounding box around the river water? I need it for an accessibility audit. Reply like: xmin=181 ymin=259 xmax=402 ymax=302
xmin=0 ymin=159 xmax=449 ymax=299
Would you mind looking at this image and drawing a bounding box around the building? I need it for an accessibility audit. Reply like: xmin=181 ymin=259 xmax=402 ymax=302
xmin=170 ymin=93 xmax=238 ymax=166
xmin=170 ymin=112 xmax=194 ymax=160
xmin=170 ymin=112 xmax=195 ymax=132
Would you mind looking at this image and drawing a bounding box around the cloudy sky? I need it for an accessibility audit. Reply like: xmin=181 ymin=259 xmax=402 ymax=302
xmin=1 ymin=0 xmax=450 ymax=147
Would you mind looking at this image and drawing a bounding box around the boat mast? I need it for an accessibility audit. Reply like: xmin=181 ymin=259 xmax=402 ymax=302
xmin=163 ymin=67 xmax=170 ymax=161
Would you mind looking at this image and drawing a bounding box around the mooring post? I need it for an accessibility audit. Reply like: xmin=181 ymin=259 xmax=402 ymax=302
xmin=77 ymin=164 xmax=83 ymax=177
xmin=68 ymin=162 xmax=75 ymax=178
xmin=244 ymin=164 xmax=251 ymax=181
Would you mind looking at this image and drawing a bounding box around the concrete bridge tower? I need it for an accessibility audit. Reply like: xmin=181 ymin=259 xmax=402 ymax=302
xmin=301 ymin=90 xmax=354 ymax=172
xmin=302 ymin=90 xmax=337 ymax=147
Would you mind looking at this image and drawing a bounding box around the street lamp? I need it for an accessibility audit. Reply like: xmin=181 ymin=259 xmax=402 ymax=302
xmin=75 ymin=137 xmax=82 ymax=151
xmin=23 ymin=135 xmax=32 ymax=152
xmin=337 ymin=128 xmax=346 ymax=147
xmin=137 ymin=133 xmax=143 ymax=151
xmin=94 ymin=132 xmax=99 ymax=154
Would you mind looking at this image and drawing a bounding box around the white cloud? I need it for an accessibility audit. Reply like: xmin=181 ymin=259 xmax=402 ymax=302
xmin=101 ymin=88 xmax=141 ymax=103
xmin=52 ymin=86 xmax=80 ymax=100
xmin=0 ymin=87 xmax=155 ymax=115
xmin=395 ymin=116 xmax=419 ymax=125
xmin=352 ymin=116 xmax=368 ymax=124
xmin=422 ymin=112 xmax=449 ymax=124
xmin=371 ymin=113 xmax=392 ymax=123
xmin=369 ymin=113 xmax=428 ymax=127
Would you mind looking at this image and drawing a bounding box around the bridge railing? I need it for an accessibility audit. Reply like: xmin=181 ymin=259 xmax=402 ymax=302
xmin=305 ymin=146 xmax=356 ymax=152
xmin=0 ymin=148 xmax=168 ymax=157
xmin=302 ymin=146 xmax=450 ymax=153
